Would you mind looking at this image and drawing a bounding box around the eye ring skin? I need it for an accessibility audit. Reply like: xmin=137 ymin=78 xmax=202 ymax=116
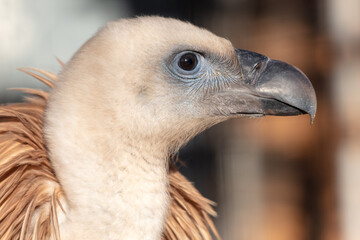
xmin=166 ymin=50 xmax=205 ymax=80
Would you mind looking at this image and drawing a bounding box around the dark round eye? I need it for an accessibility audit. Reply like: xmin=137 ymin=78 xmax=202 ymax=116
xmin=178 ymin=53 xmax=198 ymax=71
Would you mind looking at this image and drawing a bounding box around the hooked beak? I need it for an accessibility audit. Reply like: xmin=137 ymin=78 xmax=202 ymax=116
xmin=218 ymin=49 xmax=317 ymax=123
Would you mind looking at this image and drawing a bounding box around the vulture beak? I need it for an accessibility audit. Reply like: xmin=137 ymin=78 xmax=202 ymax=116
xmin=233 ymin=49 xmax=317 ymax=123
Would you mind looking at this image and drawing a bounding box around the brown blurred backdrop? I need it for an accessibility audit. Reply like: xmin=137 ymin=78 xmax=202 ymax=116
xmin=1 ymin=1 xmax=359 ymax=240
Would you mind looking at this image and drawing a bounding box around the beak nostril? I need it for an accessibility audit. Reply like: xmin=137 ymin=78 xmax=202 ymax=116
xmin=253 ymin=63 xmax=262 ymax=71
xmin=248 ymin=61 xmax=268 ymax=86
xmin=252 ymin=60 xmax=268 ymax=73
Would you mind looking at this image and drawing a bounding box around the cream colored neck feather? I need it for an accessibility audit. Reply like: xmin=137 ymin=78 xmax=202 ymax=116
xmin=45 ymin=94 xmax=171 ymax=239
xmin=55 ymin=135 xmax=169 ymax=240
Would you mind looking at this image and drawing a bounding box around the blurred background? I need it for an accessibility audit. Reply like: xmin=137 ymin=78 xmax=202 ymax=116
xmin=1 ymin=0 xmax=359 ymax=239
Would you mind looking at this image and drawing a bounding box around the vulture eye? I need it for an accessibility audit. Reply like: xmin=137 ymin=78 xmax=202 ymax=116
xmin=168 ymin=51 xmax=203 ymax=78
xmin=178 ymin=53 xmax=198 ymax=71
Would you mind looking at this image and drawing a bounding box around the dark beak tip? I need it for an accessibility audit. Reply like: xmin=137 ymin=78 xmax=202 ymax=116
xmin=302 ymin=79 xmax=317 ymax=125
xmin=310 ymin=115 xmax=315 ymax=125
xmin=294 ymin=89 xmax=317 ymax=125
xmin=309 ymin=104 xmax=317 ymax=125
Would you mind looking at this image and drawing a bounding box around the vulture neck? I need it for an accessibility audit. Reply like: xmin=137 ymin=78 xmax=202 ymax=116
xmin=50 ymin=118 xmax=171 ymax=239
xmin=46 ymin=64 xmax=198 ymax=239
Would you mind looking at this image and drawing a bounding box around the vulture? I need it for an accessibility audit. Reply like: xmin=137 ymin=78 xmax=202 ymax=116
xmin=0 ymin=16 xmax=316 ymax=240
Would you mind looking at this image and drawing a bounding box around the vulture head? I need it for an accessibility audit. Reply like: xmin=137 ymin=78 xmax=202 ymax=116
xmin=43 ymin=16 xmax=316 ymax=239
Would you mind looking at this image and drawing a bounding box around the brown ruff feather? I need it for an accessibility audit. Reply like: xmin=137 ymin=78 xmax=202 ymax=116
xmin=0 ymin=68 xmax=220 ymax=239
